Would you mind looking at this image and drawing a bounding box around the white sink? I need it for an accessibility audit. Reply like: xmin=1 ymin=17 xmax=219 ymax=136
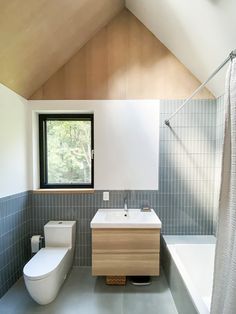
xmin=90 ymin=208 xmax=162 ymax=229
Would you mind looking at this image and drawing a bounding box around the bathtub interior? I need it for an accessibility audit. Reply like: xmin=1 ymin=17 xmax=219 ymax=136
xmin=163 ymin=236 xmax=216 ymax=314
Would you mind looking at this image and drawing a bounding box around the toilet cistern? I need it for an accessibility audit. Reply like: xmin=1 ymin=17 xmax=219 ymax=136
xmin=23 ymin=220 xmax=76 ymax=305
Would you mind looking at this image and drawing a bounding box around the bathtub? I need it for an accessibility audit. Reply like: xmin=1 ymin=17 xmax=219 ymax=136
xmin=161 ymin=236 xmax=216 ymax=314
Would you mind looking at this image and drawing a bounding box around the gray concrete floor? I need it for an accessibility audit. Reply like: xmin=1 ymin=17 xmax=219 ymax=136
xmin=0 ymin=267 xmax=178 ymax=314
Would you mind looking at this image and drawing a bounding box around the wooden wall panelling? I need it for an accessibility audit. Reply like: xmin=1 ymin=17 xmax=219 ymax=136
xmin=86 ymin=26 xmax=109 ymax=99
xmin=64 ymin=49 xmax=87 ymax=100
xmin=42 ymin=67 xmax=65 ymax=99
xmin=126 ymin=10 xmax=142 ymax=99
xmin=107 ymin=9 xmax=129 ymax=99
xmin=30 ymin=9 xmax=214 ymax=100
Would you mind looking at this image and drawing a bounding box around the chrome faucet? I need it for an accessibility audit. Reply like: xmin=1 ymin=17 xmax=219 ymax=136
xmin=124 ymin=195 xmax=128 ymax=213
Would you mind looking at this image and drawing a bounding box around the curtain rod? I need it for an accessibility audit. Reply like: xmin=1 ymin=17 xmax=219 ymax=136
xmin=164 ymin=49 xmax=236 ymax=126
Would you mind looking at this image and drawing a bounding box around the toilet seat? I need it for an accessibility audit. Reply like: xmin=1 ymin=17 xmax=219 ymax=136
xmin=23 ymin=247 xmax=68 ymax=281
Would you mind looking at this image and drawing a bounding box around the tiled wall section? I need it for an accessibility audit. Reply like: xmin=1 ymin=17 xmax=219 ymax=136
xmin=159 ymin=99 xmax=217 ymax=235
xmin=213 ymin=95 xmax=225 ymax=234
xmin=30 ymin=99 xmax=218 ymax=267
xmin=30 ymin=191 xmax=160 ymax=266
xmin=0 ymin=98 xmax=221 ymax=298
xmin=0 ymin=192 xmax=31 ymax=298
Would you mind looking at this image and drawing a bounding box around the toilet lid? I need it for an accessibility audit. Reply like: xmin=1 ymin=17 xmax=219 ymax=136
xmin=23 ymin=247 xmax=68 ymax=280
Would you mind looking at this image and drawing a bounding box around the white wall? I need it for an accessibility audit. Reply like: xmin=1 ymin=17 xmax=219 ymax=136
xmin=0 ymin=84 xmax=31 ymax=197
xmin=126 ymin=0 xmax=236 ymax=97
xmin=30 ymin=100 xmax=159 ymax=190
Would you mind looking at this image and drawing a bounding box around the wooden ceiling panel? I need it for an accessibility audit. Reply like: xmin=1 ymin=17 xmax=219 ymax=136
xmin=0 ymin=0 xmax=124 ymax=98
xmin=31 ymin=10 xmax=214 ymax=100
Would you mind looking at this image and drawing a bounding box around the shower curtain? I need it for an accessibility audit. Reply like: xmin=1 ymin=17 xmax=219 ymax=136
xmin=211 ymin=58 xmax=236 ymax=314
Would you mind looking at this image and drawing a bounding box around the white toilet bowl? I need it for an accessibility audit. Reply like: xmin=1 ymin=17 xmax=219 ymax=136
xmin=23 ymin=221 xmax=76 ymax=305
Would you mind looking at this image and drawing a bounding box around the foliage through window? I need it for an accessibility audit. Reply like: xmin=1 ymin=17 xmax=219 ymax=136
xmin=39 ymin=114 xmax=94 ymax=188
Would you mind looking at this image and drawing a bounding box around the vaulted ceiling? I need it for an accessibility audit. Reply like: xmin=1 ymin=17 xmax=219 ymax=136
xmin=0 ymin=0 xmax=124 ymax=98
xmin=126 ymin=0 xmax=236 ymax=97
xmin=1 ymin=0 xmax=235 ymax=98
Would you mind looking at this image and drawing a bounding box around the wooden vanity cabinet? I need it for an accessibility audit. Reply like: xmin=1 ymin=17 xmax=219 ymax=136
xmin=92 ymin=228 xmax=160 ymax=276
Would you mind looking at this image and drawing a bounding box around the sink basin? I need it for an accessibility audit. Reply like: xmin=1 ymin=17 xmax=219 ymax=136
xmin=90 ymin=208 xmax=162 ymax=229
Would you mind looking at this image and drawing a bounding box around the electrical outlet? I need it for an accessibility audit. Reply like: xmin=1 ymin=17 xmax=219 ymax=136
xmin=103 ymin=191 xmax=109 ymax=201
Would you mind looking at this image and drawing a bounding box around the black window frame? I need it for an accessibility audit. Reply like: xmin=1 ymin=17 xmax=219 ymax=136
xmin=39 ymin=113 xmax=94 ymax=189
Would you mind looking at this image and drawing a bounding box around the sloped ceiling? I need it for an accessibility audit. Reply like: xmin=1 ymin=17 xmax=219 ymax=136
xmin=0 ymin=0 xmax=124 ymax=98
xmin=126 ymin=0 xmax=236 ymax=97
xmin=31 ymin=10 xmax=214 ymax=100
xmin=1 ymin=0 xmax=234 ymax=98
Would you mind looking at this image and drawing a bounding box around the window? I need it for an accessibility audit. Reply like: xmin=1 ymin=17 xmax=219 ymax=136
xmin=39 ymin=114 xmax=94 ymax=189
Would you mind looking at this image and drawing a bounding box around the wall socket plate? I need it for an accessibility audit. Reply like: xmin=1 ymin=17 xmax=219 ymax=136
xmin=103 ymin=191 xmax=109 ymax=201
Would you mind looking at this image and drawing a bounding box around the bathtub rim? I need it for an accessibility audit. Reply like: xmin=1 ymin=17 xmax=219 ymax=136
xmin=163 ymin=235 xmax=216 ymax=314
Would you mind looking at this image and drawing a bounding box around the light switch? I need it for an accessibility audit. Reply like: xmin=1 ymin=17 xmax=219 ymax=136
xmin=103 ymin=191 xmax=109 ymax=201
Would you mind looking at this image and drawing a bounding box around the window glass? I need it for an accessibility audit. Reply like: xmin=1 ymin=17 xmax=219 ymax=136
xmin=39 ymin=114 xmax=93 ymax=188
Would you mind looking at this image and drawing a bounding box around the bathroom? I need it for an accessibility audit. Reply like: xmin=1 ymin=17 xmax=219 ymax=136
xmin=0 ymin=1 xmax=236 ymax=313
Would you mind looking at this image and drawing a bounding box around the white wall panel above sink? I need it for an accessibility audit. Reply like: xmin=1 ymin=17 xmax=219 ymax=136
xmin=94 ymin=100 xmax=159 ymax=190
xmin=30 ymin=100 xmax=159 ymax=190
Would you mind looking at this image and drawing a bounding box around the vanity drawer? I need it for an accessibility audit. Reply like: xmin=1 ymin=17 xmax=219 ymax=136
xmin=92 ymin=229 xmax=160 ymax=253
xmin=92 ymin=253 xmax=160 ymax=276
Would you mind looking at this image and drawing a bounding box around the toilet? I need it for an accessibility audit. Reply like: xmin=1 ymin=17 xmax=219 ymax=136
xmin=23 ymin=221 xmax=76 ymax=305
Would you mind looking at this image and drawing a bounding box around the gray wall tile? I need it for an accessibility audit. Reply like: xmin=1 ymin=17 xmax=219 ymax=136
xmin=0 ymin=191 xmax=31 ymax=298
xmin=0 ymin=97 xmax=224 ymax=298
